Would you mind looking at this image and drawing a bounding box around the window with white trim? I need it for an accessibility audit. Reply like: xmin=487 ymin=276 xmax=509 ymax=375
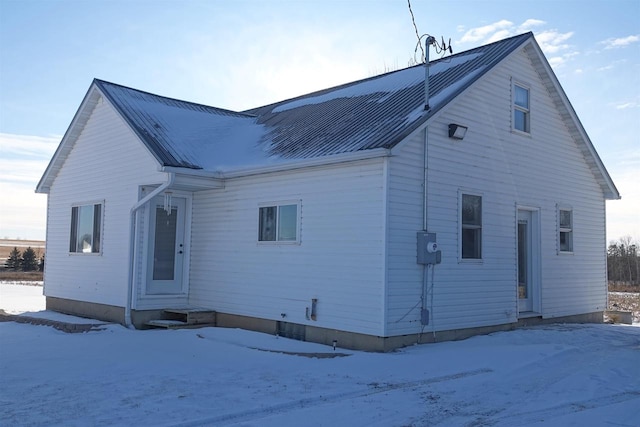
xmin=513 ymin=83 xmax=530 ymax=133
xmin=69 ymin=203 xmax=102 ymax=253
xmin=558 ymin=208 xmax=573 ymax=253
xmin=258 ymin=203 xmax=299 ymax=243
xmin=461 ymin=194 xmax=482 ymax=259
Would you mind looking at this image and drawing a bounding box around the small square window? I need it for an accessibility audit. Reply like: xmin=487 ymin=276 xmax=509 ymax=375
xmin=259 ymin=203 xmax=299 ymax=243
xmin=69 ymin=203 xmax=102 ymax=253
xmin=461 ymin=194 xmax=482 ymax=259
xmin=558 ymin=208 xmax=573 ymax=253
xmin=513 ymin=84 xmax=530 ymax=133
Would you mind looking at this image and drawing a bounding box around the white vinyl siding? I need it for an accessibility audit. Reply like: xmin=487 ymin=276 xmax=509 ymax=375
xmin=189 ymin=158 xmax=386 ymax=336
xmin=43 ymin=93 xmax=165 ymax=307
xmin=386 ymin=45 xmax=607 ymax=335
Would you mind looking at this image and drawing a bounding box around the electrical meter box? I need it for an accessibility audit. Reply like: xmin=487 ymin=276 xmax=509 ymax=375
xmin=417 ymin=231 xmax=442 ymax=265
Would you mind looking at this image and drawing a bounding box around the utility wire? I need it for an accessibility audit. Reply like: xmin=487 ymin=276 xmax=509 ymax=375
xmin=407 ymin=0 xmax=425 ymax=63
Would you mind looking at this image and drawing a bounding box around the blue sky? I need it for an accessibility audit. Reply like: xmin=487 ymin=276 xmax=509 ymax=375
xmin=0 ymin=0 xmax=638 ymax=241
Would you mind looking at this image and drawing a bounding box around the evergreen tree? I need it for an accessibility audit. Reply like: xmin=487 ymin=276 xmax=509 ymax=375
xmin=6 ymin=247 xmax=21 ymax=270
xmin=21 ymin=247 xmax=38 ymax=272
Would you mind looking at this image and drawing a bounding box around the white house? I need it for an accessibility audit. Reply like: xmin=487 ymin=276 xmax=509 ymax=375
xmin=36 ymin=32 xmax=619 ymax=351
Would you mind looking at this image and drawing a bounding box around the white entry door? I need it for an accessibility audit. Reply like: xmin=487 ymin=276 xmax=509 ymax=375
xmin=146 ymin=196 xmax=186 ymax=295
xmin=517 ymin=209 xmax=539 ymax=313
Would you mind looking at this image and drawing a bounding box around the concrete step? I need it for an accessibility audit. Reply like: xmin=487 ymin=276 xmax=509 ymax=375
xmin=145 ymin=308 xmax=216 ymax=329
xmin=145 ymin=319 xmax=190 ymax=329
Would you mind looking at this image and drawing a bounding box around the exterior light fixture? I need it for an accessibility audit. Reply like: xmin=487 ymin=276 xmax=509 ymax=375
xmin=448 ymin=123 xmax=468 ymax=140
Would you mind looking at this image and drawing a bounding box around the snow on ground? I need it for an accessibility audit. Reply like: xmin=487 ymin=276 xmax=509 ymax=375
xmin=1 ymin=283 xmax=639 ymax=427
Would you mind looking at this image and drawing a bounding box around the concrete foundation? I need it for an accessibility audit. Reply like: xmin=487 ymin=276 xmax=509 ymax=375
xmin=45 ymin=296 xmax=603 ymax=352
xmin=46 ymin=297 xmax=124 ymax=324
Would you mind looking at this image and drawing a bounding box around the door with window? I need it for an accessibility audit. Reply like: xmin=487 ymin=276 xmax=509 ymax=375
xmin=146 ymin=196 xmax=186 ymax=295
xmin=517 ymin=209 xmax=539 ymax=313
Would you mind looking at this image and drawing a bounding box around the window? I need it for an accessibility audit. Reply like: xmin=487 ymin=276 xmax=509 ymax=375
xmin=461 ymin=194 xmax=482 ymax=259
xmin=69 ymin=203 xmax=102 ymax=253
xmin=513 ymin=83 xmax=530 ymax=133
xmin=558 ymin=208 xmax=573 ymax=252
xmin=258 ymin=203 xmax=299 ymax=242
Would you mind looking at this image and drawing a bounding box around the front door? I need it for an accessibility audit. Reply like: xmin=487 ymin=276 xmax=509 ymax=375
xmin=517 ymin=209 xmax=537 ymax=313
xmin=146 ymin=196 xmax=186 ymax=295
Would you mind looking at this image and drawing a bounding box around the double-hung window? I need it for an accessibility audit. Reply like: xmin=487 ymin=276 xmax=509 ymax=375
xmin=69 ymin=203 xmax=102 ymax=253
xmin=258 ymin=202 xmax=299 ymax=243
xmin=461 ymin=193 xmax=482 ymax=260
xmin=513 ymin=83 xmax=530 ymax=133
xmin=558 ymin=208 xmax=573 ymax=253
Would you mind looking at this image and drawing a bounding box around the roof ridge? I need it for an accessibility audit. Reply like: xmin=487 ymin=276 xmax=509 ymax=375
xmin=93 ymin=79 xmax=257 ymax=118
xmin=244 ymin=32 xmax=533 ymax=114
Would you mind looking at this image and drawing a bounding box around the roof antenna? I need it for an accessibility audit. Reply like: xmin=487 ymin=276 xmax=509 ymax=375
xmin=422 ymin=35 xmax=453 ymax=110
xmin=407 ymin=2 xmax=453 ymax=110
xmin=424 ymin=36 xmax=436 ymax=110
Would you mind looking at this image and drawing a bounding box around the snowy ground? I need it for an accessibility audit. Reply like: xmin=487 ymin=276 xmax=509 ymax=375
xmin=1 ymin=284 xmax=639 ymax=427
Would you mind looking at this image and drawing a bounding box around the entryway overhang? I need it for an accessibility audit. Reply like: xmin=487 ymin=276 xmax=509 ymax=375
xmin=161 ymin=167 xmax=224 ymax=191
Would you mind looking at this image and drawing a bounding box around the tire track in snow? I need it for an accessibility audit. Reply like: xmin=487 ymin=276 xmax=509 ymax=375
xmin=168 ymin=368 xmax=492 ymax=427
xmin=488 ymin=390 xmax=640 ymax=426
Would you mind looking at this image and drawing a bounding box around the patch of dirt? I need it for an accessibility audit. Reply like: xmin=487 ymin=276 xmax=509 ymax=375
xmin=608 ymin=292 xmax=640 ymax=323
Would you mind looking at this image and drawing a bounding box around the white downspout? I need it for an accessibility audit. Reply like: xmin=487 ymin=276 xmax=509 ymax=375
xmin=422 ymin=37 xmax=434 ymax=338
xmin=125 ymin=172 xmax=175 ymax=328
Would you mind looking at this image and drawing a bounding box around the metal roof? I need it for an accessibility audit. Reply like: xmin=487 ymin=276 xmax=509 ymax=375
xmin=246 ymin=32 xmax=531 ymax=158
xmin=94 ymin=32 xmax=533 ymax=170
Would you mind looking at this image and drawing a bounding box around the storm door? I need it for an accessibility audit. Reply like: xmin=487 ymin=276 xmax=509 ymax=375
xmin=146 ymin=196 xmax=186 ymax=295
xmin=517 ymin=209 xmax=539 ymax=313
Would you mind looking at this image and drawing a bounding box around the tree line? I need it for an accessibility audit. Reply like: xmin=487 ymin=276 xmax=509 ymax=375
xmin=4 ymin=247 xmax=44 ymax=272
xmin=607 ymin=237 xmax=639 ymax=286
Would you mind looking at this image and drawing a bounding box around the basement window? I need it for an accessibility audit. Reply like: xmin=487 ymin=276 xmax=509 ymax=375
xmin=69 ymin=203 xmax=103 ymax=254
xmin=258 ymin=202 xmax=299 ymax=243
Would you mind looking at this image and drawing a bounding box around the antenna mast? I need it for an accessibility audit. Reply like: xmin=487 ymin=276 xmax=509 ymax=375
xmin=424 ymin=36 xmax=436 ymax=110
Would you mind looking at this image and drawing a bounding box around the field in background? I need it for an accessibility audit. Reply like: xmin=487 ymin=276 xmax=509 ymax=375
xmin=0 ymin=239 xmax=45 ymax=280
xmin=0 ymin=239 xmax=45 ymax=260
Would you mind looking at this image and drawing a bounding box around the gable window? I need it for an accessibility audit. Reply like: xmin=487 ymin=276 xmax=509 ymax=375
xmin=558 ymin=208 xmax=573 ymax=253
xmin=513 ymin=83 xmax=530 ymax=133
xmin=461 ymin=193 xmax=482 ymax=259
xmin=259 ymin=202 xmax=299 ymax=243
xmin=69 ymin=203 xmax=102 ymax=253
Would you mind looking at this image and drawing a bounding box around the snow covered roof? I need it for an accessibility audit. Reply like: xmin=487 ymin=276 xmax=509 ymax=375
xmin=36 ymin=31 xmax=619 ymax=199
xmin=96 ymin=32 xmax=532 ymax=171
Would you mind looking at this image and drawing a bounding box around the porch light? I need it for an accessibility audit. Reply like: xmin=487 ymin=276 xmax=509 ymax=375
xmin=448 ymin=123 xmax=468 ymax=140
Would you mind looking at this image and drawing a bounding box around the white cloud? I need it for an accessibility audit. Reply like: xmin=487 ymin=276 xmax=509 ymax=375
xmin=1 ymin=133 xmax=59 ymax=158
xmin=457 ymin=21 xmax=577 ymax=69
xmin=535 ymin=30 xmax=574 ymax=54
xmin=615 ymin=102 xmax=638 ymax=110
xmin=518 ymin=19 xmax=546 ymax=32
xmin=600 ymin=35 xmax=640 ymax=49
xmin=0 ymin=133 xmax=58 ymax=240
xmin=459 ymin=20 xmax=514 ymax=43
xmin=548 ymin=57 xmax=566 ymax=68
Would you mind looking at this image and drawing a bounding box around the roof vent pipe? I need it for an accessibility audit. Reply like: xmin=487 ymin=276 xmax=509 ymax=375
xmin=424 ymin=36 xmax=436 ymax=110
